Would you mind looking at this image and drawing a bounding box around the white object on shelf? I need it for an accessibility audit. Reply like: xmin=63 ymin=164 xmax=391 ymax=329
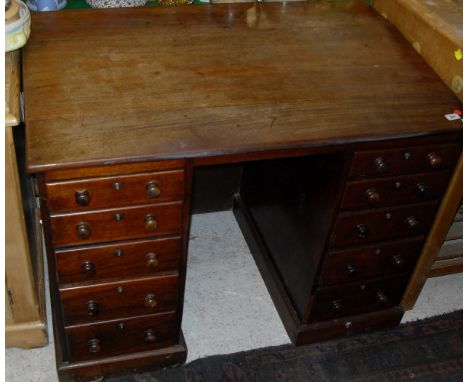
xmin=86 ymin=0 xmax=148 ymax=7
xmin=5 ymin=0 xmax=31 ymax=53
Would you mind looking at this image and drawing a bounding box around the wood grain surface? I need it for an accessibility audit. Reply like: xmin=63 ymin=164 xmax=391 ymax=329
xmin=22 ymin=1 xmax=462 ymax=172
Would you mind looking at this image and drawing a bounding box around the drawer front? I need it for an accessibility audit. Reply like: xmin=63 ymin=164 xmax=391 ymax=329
xmin=350 ymin=144 xmax=460 ymax=178
xmin=46 ymin=170 xmax=185 ymax=213
xmin=341 ymin=172 xmax=452 ymax=210
xmin=309 ymin=275 xmax=408 ymax=322
xmin=331 ymin=202 xmax=438 ymax=248
xmin=66 ymin=312 xmax=178 ymax=362
xmin=56 ymin=237 xmax=182 ymax=285
xmin=60 ymin=274 xmax=179 ymax=325
xmin=50 ymin=202 xmax=183 ymax=247
xmin=319 ymin=238 xmax=423 ymax=286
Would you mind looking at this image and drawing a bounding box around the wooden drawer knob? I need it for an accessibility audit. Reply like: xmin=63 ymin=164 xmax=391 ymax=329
xmin=355 ymin=224 xmax=369 ymax=239
xmin=80 ymin=261 xmax=96 ymax=277
xmin=365 ymin=188 xmax=380 ymax=204
xmin=145 ymin=252 xmax=159 ymax=269
xmin=144 ymin=215 xmax=158 ymax=231
xmin=75 ymin=190 xmax=90 ymax=206
xmin=144 ymin=329 xmax=157 ymax=343
xmin=374 ymin=157 xmax=388 ymax=173
xmin=331 ymin=299 xmax=342 ymax=311
xmin=405 ymin=216 xmax=419 ymax=230
xmin=86 ymin=300 xmax=99 ymax=316
xmin=427 ymin=152 xmax=441 ymax=168
xmin=88 ymin=338 xmax=101 ymax=353
xmin=416 ymin=182 xmax=427 ymax=194
xmin=146 ymin=181 xmax=161 ymax=199
xmin=345 ymin=264 xmax=357 ymax=276
xmin=76 ymin=222 xmax=91 ymax=239
xmin=392 ymin=254 xmax=405 ymax=269
xmin=145 ymin=293 xmax=158 ymax=308
xmin=376 ymin=291 xmax=388 ymax=304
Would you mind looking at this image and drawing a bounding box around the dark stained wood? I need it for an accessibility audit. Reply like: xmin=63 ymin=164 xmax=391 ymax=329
xmin=349 ymin=144 xmax=460 ymax=178
xmin=319 ymin=237 xmax=423 ymax=286
xmin=341 ymin=171 xmax=452 ymax=210
xmin=50 ymin=201 xmax=183 ymax=247
xmin=65 ymin=312 xmax=178 ymax=362
xmin=22 ymin=2 xmax=462 ymax=172
xmin=60 ymin=274 xmax=179 ymax=325
xmin=330 ymin=202 xmax=439 ymax=248
xmin=46 ymin=169 xmax=185 ymax=213
xmin=308 ymin=274 xmax=408 ymax=322
xmin=55 ymin=237 xmax=182 ymax=285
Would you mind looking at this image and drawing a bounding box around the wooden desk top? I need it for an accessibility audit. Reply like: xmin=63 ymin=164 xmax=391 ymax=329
xmin=23 ymin=1 xmax=462 ymax=172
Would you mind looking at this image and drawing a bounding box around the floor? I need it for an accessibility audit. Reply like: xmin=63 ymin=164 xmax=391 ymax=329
xmin=5 ymin=211 xmax=463 ymax=382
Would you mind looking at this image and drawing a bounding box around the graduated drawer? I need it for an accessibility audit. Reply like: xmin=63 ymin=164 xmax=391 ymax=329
xmin=350 ymin=144 xmax=459 ymax=178
xmin=50 ymin=202 xmax=183 ymax=247
xmin=60 ymin=274 xmax=178 ymax=325
xmin=319 ymin=237 xmax=423 ymax=286
xmin=309 ymin=275 xmax=408 ymax=322
xmin=56 ymin=237 xmax=182 ymax=285
xmin=341 ymin=172 xmax=452 ymax=210
xmin=330 ymin=202 xmax=438 ymax=248
xmin=65 ymin=312 xmax=178 ymax=362
xmin=45 ymin=169 xmax=185 ymax=213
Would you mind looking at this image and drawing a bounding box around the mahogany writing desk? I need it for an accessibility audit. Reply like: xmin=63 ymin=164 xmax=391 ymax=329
xmin=22 ymin=1 xmax=462 ymax=380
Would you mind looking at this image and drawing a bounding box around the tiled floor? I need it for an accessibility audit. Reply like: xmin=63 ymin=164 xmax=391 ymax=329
xmin=6 ymin=211 xmax=463 ymax=382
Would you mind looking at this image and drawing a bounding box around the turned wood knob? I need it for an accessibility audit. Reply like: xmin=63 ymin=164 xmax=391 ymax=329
xmin=355 ymin=224 xmax=369 ymax=239
xmin=345 ymin=264 xmax=357 ymax=276
xmin=416 ymin=182 xmax=427 ymax=194
xmin=145 ymin=252 xmax=159 ymax=269
xmin=88 ymin=338 xmax=101 ymax=353
xmin=146 ymin=181 xmax=161 ymax=199
xmin=406 ymin=216 xmax=419 ymax=230
xmin=365 ymin=188 xmax=380 ymax=204
xmin=392 ymin=255 xmax=405 ymax=269
xmin=331 ymin=299 xmax=342 ymax=311
xmin=80 ymin=261 xmax=96 ymax=277
xmin=87 ymin=300 xmax=99 ymax=316
xmin=76 ymin=222 xmax=91 ymax=239
xmin=144 ymin=329 xmax=157 ymax=343
xmin=376 ymin=291 xmax=388 ymax=304
xmin=374 ymin=157 xmax=388 ymax=173
xmin=75 ymin=190 xmax=90 ymax=206
xmin=427 ymin=152 xmax=441 ymax=168
xmin=144 ymin=215 xmax=158 ymax=231
xmin=145 ymin=293 xmax=158 ymax=308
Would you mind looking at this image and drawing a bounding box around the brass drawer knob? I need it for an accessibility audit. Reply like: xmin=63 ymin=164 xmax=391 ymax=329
xmin=345 ymin=264 xmax=357 ymax=276
xmin=86 ymin=300 xmax=99 ymax=316
xmin=392 ymin=254 xmax=405 ymax=269
xmin=376 ymin=291 xmax=388 ymax=304
xmin=405 ymin=216 xmax=419 ymax=230
xmin=145 ymin=293 xmax=158 ymax=308
xmin=145 ymin=252 xmax=159 ymax=269
xmin=427 ymin=152 xmax=441 ymax=168
xmin=75 ymin=190 xmax=90 ymax=206
xmin=144 ymin=215 xmax=158 ymax=231
xmin=76 ymin=222 xmax=91 ymax=239
xmin=144 ymin=329 xmax=157 ymax=343
xmin=416 ymin=182 xmax=427 ymax=194
xmin=374 ymin=157 xmax=388 ymax=173
xmin=331 ymin=299 xmax=342 ymax=311
xmin=365 ymin=188 xmax=380 ymax=204
xmin=88 ymin=338 xmax=101 ymax=353
xmin=80 ymin=261 xmax=96 ymax=277
xmin=355 ymin=224 xmax=369 ymax=239
xmin=146 ymin=181 xmax=161 ymax=199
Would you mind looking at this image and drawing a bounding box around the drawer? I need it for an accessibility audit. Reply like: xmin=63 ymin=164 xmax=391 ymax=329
xmin=65 ymin=312 xmax=178 ymax=362
xmin=50 ymin=202 xmax=183 ymax=247
xmin=308 ymin=275 xmax=408 ymax=322
xmin=46 ymin=169 xmax=185 ymax=213
xmin=56 ymin=237 xmax=182 ymax=285
xmin=319 ymin=237 xmax=423 ymax=286
xmin=60 ymin=274 xmax=179 ymax=325
xmin=341 ymin=172 xmax=452 ymax=210
xmin=330 ymin=202 xmax=438 ymax=248
xmin=350 ymin=144 xmax=460 ymax=178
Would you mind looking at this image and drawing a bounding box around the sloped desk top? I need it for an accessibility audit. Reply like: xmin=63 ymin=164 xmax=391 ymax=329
xmin=23 ymin=1 xmax=462 ymax=172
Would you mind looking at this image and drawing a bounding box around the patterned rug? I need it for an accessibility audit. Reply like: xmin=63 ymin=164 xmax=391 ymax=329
xmin=112 ymin=310 xmax=462 ymax=382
